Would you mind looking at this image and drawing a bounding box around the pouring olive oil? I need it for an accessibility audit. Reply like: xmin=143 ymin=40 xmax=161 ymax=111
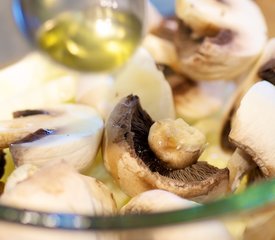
xmin=36 ymin=7 xmax=142 ymax=72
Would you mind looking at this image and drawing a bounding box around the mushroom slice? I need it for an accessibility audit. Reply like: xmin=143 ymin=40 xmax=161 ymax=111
xmin=3 ymin=163 xmax=38 ymax=193
xmin=113 ymin=47 xmax=176 ymax=121
xmin=1 ymin=162 xmax=117 ymax=215
xmin=0 ymin=104 xmax=104 ymax=171
xmin=220 ymin=38 xmax=275 ymax=151
xmin=121 ymin=190 xmax=197 ymax=214
xmin=76 ymin=48 xmax=175 ymax=121
xmin=229 ymin=81 xmax=275 ymax=177
xmin=156 ymin=64 xmax=223 ymax=122
xmin=120 ymin=190 xmax=232 ymax=240
xmin=103 ymin=95 xmax=229 ymax=202
xmin=174 ymin=0 xmax=267 ymax=81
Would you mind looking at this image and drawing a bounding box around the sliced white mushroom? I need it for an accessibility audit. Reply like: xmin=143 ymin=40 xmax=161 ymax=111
xmin=145 ymin=0 xmax=267 ymax=81
xmin=3 ymin=164 xmax=38 ymax=193
xmin=220 ymin=38 xmax=275 ymax=151
xmin=143 ymin=34 xmax=179 ymax=67
xmin=229 ymin=81 xmax=275 ymax=177
xmin=76 ymin=74 xmax=115 ymax=119
xmin=103 ymin=95 xmax=229 ymax=202
xmin=121 ymin=189 xmax=197 ymax=214
xmin=173 ymin=80 xmax=225 ymax=122
xmin=120 ymin=190 xmax=232 ymax=240
xmin=76 ymin=47 xmax=175 ymax=121
xmin=174 ymin=0 xmax=267 ymax=81
xmin=112 ymin=48 xmax=176 ymax=121
xmin=144 ymin=42 xmax=231 ymax=122
xmin=0 ymin=104 xmax=104 ymax=171
xmin=1 ymin=162 xmax=117 ymax=215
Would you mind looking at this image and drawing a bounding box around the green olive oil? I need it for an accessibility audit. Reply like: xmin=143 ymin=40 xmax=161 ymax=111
xmin=36 ymin=7 xmax=142 ymax=72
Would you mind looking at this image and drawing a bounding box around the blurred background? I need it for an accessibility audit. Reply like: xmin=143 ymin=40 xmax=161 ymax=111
xmin=1 ymin=0 xmax=273 ymax=68
xmin=0 ymin=0 xmax=31 ymax=67
xmin=0 ymin=0 xmax=176 ymax=68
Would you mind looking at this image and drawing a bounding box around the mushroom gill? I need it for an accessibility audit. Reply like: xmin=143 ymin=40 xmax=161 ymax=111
xmin=0 ymin=150 xmax=5 ymax=179
xmin=103 ymin=95 xmax=229 ymax=202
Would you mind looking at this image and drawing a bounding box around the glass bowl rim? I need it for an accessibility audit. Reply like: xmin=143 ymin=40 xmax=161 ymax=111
xmin=3 ymin=0 xmax=275 ymax=232
xmin=0 ymin=179 xmax=274 ymax=231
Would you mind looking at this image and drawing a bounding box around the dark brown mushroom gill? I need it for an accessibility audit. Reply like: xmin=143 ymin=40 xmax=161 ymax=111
xmin=112 ymin=95 xmax=228 ymax=184
xmin=13 ymin=109 xmax=50 ymax=118
xmin=0 ymin=150 xmax=6 ymax=179
xmin=258 ymin=58 xmax=275 ymax=85
xmin=151 ymin=17 xmax=233 ymax=68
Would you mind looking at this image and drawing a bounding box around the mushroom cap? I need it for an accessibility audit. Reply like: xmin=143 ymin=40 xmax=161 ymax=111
xmin=120 ymin=190 xmax=232 ymax=240
xmin=0 ymin=104 xmax=104 ymax=171
xmin=154 ymin=64 xmax=224 ymax=122
xmin=76 ymin=48 xmax=176 ymax=121
xmin=174 ymin=0 xmax=267 ymax=81
xmin=144 ymin=0 xmax=267 ymax=81
xmin=120 ymin=189 xmax=197 ymax=214
xmin=103 ymin=95 xmax=229 ymax=202
xmin=220 ymin=38 xmax=275 ymax=151
xmin=229 ymin=81 xmax=275 ymax=177
xmin=0 ymin=162 xmax=117 ymax=215
xmin=113 ymin=48 xmax=176 ymax=121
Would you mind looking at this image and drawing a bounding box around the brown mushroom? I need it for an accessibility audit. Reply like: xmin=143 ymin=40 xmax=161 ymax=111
xmin=103 ymin=95 xmax=229 ymax=202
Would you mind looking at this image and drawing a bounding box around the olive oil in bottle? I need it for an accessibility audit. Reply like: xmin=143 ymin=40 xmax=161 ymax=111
xmin=36 ymin=7 xmax=142 ymax=72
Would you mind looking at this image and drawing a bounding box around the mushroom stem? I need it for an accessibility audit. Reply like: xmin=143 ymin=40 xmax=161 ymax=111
xmin=148 ymin=118 xmax=206 ymax=169
xmin=227 ymin=148 xmax=256 ymax=191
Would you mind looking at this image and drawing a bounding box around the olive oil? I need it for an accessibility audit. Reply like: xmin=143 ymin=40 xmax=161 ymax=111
xmin=36 ymin=7 xmax=142 ymax=72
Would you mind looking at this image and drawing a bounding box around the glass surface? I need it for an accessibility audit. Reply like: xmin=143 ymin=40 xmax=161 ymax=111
xmin=0 ymin=179 xmax=274 ymax=230
xmin=1 ymin=1 xmax=275 ymax=240
xmin=12 ymin=0 xmax=146 ymax=72
xmin=0 ymin=180 xmax=274 ymax=239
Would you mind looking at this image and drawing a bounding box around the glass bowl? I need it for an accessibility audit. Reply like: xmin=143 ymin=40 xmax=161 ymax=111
xmin=0 ymin=179 xmax=274 ymax=240
xmin=1 ymin=1 xmax=275 ymax=240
